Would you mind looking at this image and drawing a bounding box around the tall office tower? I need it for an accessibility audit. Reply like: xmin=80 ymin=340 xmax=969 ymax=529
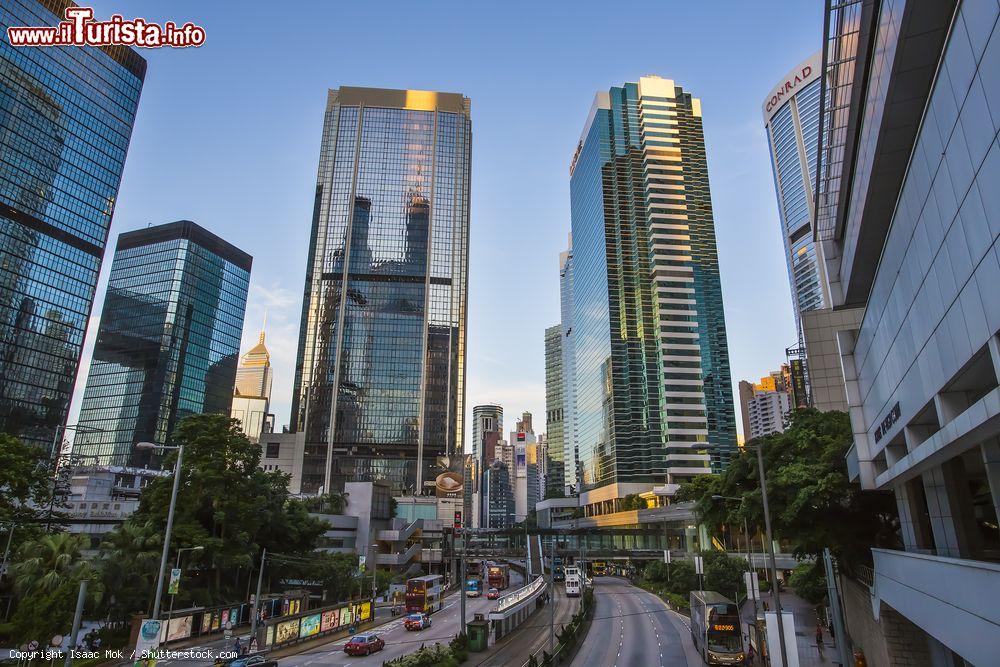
xmin=73 ymin=222 xmax=251 ymax=466
xmin=559 ymin=237 xmax=578 ymax=491
xmin=544 ymin=325 xmax=566 ymax=496
xmin=290 ymin=87 xmax=471 ymax=495
xmin=568 ymin=76 xmax=735 ymax=515
xmin=231 ymin=328 xmax=275 ymax=443
xmin=808 ymin=1 xmax=1000 ymax=663
xmin=472 ymin=403 xmax=503 ymax=465
xmin=762 ymin=52 xmax=828 ymax=337
xmin=510 ymin=413 xmax=537 ymax=520
xmin=482 ymin=459 xmax=514 ymax=530
xmin=0 ymin=0 xmax=145 ymax=449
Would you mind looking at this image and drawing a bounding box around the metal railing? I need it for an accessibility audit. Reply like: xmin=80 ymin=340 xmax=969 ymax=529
xmin=493 ymin=576 xmax=546 ymax=615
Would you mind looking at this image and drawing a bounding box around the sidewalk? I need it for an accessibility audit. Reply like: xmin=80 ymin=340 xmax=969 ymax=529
xmin=741 ymin=590 xmax=838 ymax=667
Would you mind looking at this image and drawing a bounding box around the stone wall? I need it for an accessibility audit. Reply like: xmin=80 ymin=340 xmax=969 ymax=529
xmin=841 ymin=576 xmax=932 ymax=666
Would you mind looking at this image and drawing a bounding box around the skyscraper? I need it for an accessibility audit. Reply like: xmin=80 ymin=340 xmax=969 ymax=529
xmin=0 ymin=0 xmax=145 ymax=449
xmin=290 ymin=87 xmax=471 ymax=495
xmin=73 ymin=221 xmax=251 ymax=466
xmin=567 ymin=76 xmax=735 ymax=514
xmin=231 ymin=328 xmax=274 ymax=443
xmin=544 ymin=325 xmax=566 ymax=496
xmin=472 ymin=403 xmax=503 ymax=466
xmin=763 ymin=52 xmax=828 ymax=337
xmin=559 ymin=236 xmax=578 ymax=491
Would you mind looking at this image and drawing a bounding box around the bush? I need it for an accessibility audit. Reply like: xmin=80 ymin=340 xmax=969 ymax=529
xmin=665 ymin=592 xmax=689 ymax=612
xmin=789 ymin=561 xmax=827 ymax=605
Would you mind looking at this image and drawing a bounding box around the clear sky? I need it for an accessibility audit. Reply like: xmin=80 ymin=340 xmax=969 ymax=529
xmin=68 ymin=0 xmax=825 ymax=444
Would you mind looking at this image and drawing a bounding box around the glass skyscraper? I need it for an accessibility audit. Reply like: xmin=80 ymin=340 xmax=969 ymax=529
xmin=0 ymin=0 xmax=144 ymax=449
xmin=544 ymin=324 xmax=565 ymax=497
xmin=567 ymin=76 xmax=735 ymax=504
xmin=291 ymin=87 xmax=471 ymax=495
xmin=73 ymin=221 xmax=251 ymax=466
xmin=762 ymin=52 xmax=828 ymax=337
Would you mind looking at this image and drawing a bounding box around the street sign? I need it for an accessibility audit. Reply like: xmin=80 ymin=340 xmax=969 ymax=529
xmin=136 ymin=619 xmax=161 ymax=655
xmin=168 ymin=568 xmax=181 ymax=595
xmin=358 ymin=554 xmax=366 ymax=573
xmin=663 ymin=549 xmax=671 ymax=564
xmin=694 ymin=556 xmax=704 ymax=575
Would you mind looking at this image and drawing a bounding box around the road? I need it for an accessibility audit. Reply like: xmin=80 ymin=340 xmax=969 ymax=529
xmin=473 ymin=583 xmax=578 ymax=667
xmin=275 ymin=571 xmax=523 ymax=667
xmin=571 ymin=578 xmax=701 ymax=667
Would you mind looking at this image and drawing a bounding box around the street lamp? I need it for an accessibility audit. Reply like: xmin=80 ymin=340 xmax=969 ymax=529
xmin=135 ymin=441 xmax=185 ymax=619
xmin=739 ymin=444 xmax=789 ymax=667
xmin=166 ymin=546 xmax=204 ymax=621
xmin=711 ymin=495 xmax=759 ymax=617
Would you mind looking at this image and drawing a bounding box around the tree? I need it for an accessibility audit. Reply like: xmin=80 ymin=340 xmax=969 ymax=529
xmin=789 ymin=561 xmax=828 ymax=605
xmin=98 ymin=520 xmax=162 ymax=621
xmin=0 ymin=432 xmax=54 ymax=530
xmin=120 ymin=414 xmax=329 ymax=605
xmin=703 ymin=551 xmax=747 ymax=600
xmin=678 ymin=409 xmax=900 ymax=574
xmin=4 ymin=533 xmax=101 ymax=645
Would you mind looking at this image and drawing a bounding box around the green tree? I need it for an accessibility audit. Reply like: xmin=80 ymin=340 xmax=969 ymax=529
xmin=98 ymin=520 xmax=162 ymax=621
xmin=677 ymin=409 xmax=899 ymax=574
xmin=3 ymin=533 xmax=101 ymax=645
xmin=703 ymin=551 xmax=748 ymax=600
xmin=788 ymin=561 xmax=828 ymax=605
xmin=121 ymin=414 xmax=329 ymax=605
xmin=0 ymin=432 xmax=54 ymax=530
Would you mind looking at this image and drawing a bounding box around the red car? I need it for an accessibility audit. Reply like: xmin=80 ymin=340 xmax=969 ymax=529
xmin=343 ymin=633 xmax=384 ymax=657
xmin=486 ymin=587 xmax=500 ymax=600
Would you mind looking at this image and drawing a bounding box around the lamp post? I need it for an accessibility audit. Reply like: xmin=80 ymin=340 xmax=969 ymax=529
xmin=166 ymin=546 xmax=203 ymax=622
xmin=136 ymin=441 xmax=185 ymax=619
xmin=711 ymin=494 xmax=758 ymax=616
xmin=748 ymin=444 xmax=788 ymax=667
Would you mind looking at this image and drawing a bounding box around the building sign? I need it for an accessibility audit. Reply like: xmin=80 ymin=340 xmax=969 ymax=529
xmin=168 ymin=568 xmax=181 ymax=595
xmin=873 ymin=402 xmax=902 ymax=444
xmin=763 ymin=51 xmax=822 ymax=121
xmin=453 ymin=510 xmax=462 ymax=528
xmin=435 ymin=471 xmax=463 ymax=498
xmin=789 ymin=358 xmax=809 ymax=409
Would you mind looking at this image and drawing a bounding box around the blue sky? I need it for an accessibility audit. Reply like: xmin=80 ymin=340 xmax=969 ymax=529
xmin=69 ymin=0 xmax=824 ymax=443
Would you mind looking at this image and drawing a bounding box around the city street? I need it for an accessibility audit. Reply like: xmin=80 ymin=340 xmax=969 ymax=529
xmin=571 ymin=578 xmax=700 ymax=667
xmin=273 ymin=571 xmax=523 ymax=666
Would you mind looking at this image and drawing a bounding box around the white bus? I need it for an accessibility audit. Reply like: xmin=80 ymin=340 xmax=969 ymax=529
xmin=564 ymin=567 xmax=581 ymax=597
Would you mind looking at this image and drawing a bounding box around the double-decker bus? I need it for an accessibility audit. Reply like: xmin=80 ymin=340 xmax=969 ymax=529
xmin=486 ymin=563 xmax=510 ymax=590
xmin=689 ymin=591 xmax=745 ymax=665
xmin=564 ymin=567 xmax=581 ymax=597
xmin=592 ymin=561 xmax=608 ymax=576
xmin=405 ymin=575 xmax=444 ymax=614
xmin=467 ymin=560 xmax=483 ymax=578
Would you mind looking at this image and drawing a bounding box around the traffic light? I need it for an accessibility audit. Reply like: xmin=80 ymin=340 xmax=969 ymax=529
xmin=453 ymin=510 xmax=462 ymax=528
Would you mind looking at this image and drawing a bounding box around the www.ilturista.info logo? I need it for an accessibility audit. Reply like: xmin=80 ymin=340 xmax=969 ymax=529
xmin=6 ymin=7 xmax=205 ymax=48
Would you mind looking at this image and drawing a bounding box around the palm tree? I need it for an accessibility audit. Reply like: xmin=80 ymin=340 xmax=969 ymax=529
xmin=9 ymin=532 xmax=91 ymax=596
xmin=99 ymin=520 xmax=161 ymax=620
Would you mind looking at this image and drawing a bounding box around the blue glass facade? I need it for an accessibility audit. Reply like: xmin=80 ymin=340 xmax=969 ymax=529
xmin=291 ymin=88 xmax=471 ymax=495
xmin=0 ymin=0 xmax=144 ymax=448
xmin=73 ymin=221 xmax=251 ymax=466
xmin=763 ymin=54 xmax=827 ymax=336
xmin=568 ymin=77 xmax=736 ymax=493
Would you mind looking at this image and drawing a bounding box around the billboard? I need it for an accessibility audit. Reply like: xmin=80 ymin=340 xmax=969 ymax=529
xmin=299 ymin=614 xmax=321 ymax=638
xmin=320 ymin=609 xmax=339 ymax=633
xmin=166 ymin=616 xmax=192 ymax=642
xmin=275 ymin=619 xmax=300 ymax=644
xmin=789 ymin=358 xmax=809 ymax=408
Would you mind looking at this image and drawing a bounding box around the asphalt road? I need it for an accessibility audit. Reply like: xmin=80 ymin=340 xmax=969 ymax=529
xmin=473 ymin=584 xmax=578 ymax=667
xmin=275 ymin=571 xmax=524 ymax=667
xmin=571 ymin=578 xmax=701 ymax=667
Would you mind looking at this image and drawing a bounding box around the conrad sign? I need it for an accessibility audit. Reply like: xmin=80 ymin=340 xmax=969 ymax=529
xmin=762 ymin=52 xmax=822 ymax=122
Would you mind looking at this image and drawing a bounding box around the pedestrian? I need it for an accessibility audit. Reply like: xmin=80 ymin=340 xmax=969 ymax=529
xmin=233 ymin=637 xmax=241 ymax=656
xmin=762 ymin=600 xmax=769 ymax=612
xmin=746 ymin=644 xmax=756 ymax=666
xmin=816 ymin=624 xmax=825 ymax=654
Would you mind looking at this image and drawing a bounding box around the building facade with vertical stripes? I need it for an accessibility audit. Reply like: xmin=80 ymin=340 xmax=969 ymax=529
xmin=290 ymin=87 xmax=471 ymax=496
xmin=567 ymin=76 xmax=735 ymax=513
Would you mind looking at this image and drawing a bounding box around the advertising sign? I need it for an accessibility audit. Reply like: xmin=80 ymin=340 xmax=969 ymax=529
xmin=136 ymin=619 xmax=161 ymax=655
xmin=320 ymin=609 xmax=338 ymax=632
xmin=166 ymin=615 xmax=192 ymax=642
xmin=358 ymin=601 xmax=372 ymax=621
xmin=789 ymin=359 xmax=809 ymax=408
xmin=201 ymin=613 xmax=212 ymax=634
xmin=299 ymin=613 xmax=321 ymax=638
xmin=275 ymin=619 xmax=300 ymax=645
xmin=168 ymin=568 xmax=181 ymax=595
xmin=265 ymin=625 xmax=274 ymax=648
xmin=358 ymin=554 xmax=366 ymax=573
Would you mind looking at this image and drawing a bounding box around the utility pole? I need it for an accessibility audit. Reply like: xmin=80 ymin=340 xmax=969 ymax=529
xmin=548 ymin=534 xmax=555 ymax=651
xmin=823 ymin=548 xmax=851 ymax=667
xmin=459 ymin=530 xmax=467 ymax=638
xmin=64 ymin=579 xmax=87 ymax=667
xmin=756 ymin=444 xmax=788 ymax=666
xmin=249 ymin=548 xmax=266 ymax=644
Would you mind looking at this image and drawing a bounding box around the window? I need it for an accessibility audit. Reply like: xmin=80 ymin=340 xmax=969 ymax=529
xmin=265 ymin=442 xmax=280 ymax=458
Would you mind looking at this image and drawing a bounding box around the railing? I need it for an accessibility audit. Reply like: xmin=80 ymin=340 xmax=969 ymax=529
xmin=855 ymin=563 xmax=874 ymax=588
xmin=493 ymin=576 xmax=546 ymax=616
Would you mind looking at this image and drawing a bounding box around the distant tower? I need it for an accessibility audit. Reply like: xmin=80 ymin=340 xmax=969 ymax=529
xmin=232 ymin=324 xmax=275 ymax=443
